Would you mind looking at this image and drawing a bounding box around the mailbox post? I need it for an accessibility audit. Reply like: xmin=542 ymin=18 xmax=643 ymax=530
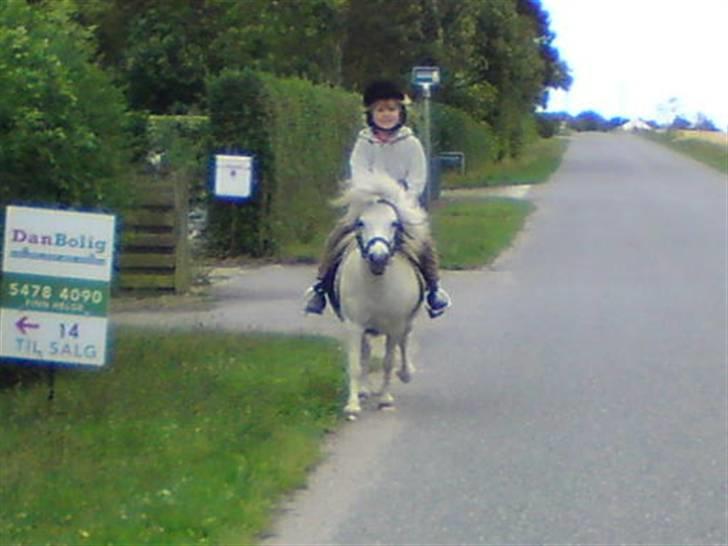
xmin=411 ymin=66 xmax=440 ymax=208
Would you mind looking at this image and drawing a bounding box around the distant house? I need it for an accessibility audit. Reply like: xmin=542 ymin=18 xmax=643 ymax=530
xmin=620 ymin=118 xmax=653 ymax=131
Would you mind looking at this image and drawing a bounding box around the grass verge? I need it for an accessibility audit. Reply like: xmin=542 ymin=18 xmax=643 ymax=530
xmin=443 ymin=137 xmax=569 ymax=189
xmin=641 ymin=131 xmax=727 ymax=174
xmin=431 ymin=197 xmax=534 ymax=269
xmin=0 ymin=329 xmax=343 ymax=545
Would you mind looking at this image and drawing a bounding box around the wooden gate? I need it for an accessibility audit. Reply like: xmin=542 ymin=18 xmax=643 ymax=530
xmin=119 ymin=179 xmax=190 ymax=293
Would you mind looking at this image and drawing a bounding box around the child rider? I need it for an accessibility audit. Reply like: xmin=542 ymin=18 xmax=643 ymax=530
xmin=304 ymin=79 xmax=451 ymax=318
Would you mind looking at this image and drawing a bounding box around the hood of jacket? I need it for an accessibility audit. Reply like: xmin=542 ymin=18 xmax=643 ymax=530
xmin=357 ymin=126 xmax=415 ymax=145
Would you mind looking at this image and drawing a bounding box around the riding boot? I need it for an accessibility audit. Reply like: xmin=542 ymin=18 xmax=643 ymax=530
xmin=304 ymin=280 xmax=327 ymax=314
xmin=419 ymin=240 xmax=451 ymax=318
xmin=426 ymin=284 xmax=451 ymax=318
xmin=303 ymin=222 xmax=353 ymax=315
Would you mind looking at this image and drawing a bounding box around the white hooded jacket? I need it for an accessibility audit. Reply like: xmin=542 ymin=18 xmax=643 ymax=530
xmin=349 ymin=126 xmax=427 ymax=199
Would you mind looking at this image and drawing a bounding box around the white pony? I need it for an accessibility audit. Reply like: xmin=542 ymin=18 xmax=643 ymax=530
xmin=329 ymin=173 xmax=429 ymax=419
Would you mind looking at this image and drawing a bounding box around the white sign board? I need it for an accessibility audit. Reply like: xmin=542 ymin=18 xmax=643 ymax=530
xmin=3 ymin=206 xmax=115 ymax=281
xmin=1 ymin=206 xmax=115 ymax=368
xmin=214 ymin=154 xmax=253 ymax=199
xmin=0 ymin=309 xmax=107 ymax=366
xmin=412 ymin=66 xmax=440 ymax=86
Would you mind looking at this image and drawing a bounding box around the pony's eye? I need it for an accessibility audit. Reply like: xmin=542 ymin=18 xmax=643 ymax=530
xmin=354 ymin=220 xmax=364 ymax=229
xmin=392 ymin=221 xmax=402 ymax=230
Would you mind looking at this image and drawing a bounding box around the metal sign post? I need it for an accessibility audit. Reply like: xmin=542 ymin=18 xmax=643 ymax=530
xmin=411 ymin=66 xmax=440 ymax=209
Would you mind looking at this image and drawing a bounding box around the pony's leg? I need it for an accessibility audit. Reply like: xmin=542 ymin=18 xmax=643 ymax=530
xmin=378 ymin=336 xmax=398 ymax=408
xmin=344 ymin=328 xmax=364 ymax=419
xmin=397 ymin=330 xmax=415 ymax=384
xmin=358 ymin=334 xmax=372 ymax=400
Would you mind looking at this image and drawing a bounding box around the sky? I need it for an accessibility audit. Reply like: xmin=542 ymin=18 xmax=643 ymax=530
xmin=540 ymin=0 xmax=728 ymax=129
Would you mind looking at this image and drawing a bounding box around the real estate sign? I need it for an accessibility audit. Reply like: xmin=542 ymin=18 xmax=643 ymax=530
xmin=0 ymin=206 xmax=116 ymax=367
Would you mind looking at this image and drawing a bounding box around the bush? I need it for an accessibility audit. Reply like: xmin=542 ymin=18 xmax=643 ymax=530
xmin=0 ymin=1 xmax=132 ymax=210
xmin=147 ymin=115 xmax=210 ymax=197
xmin=535 ymin=112 xmax=561 ymax=138
xmin=206 ymin=70 xmax=360 ymax=257
xmin=430 ymin=103 xmax=498 ymax=175
xmin=203 ymin=72 xmax=514 ymax=258
xmin=206 ymin=69 xmax=274 ymax=256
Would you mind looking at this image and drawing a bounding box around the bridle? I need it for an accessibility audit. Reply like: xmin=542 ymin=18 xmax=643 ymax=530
xmin=354 ymin=199 xmax=404 ymax=260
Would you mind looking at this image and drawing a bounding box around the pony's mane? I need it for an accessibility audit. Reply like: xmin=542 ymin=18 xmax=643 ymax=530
xmin=333 ymin=173 xmax=429 ymax=242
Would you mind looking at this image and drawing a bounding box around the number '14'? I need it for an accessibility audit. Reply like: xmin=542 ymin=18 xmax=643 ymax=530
xmin=60 ymin=323 xmax=80 ymax=339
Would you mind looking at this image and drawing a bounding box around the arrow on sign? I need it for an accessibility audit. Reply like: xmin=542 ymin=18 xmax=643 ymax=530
xmin=15 ymin=316 xmax=40 ymax=335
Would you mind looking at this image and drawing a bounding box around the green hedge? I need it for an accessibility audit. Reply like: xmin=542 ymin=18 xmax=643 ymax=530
xmin=206 ymin=70 xmax=360 ymax=257
xmin=190 ymin=71 xmax=504 ymax=258
xmin=147 ymin=115 xmax=210 ymax=203
xmin=147 ymin=115 xmax=210 ymax=167
xmin=429 ymin=103 xmax=499 ymax=175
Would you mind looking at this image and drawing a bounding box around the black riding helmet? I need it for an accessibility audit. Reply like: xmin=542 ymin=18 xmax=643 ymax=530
xmin=363 ymin=80 xmax=407 ymax=132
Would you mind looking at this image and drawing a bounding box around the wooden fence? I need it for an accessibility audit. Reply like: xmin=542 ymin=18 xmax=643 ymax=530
xmin=119 ymin=179 xmax=190 ymax=293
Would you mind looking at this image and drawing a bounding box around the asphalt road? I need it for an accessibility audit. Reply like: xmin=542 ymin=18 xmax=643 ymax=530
xmin=115 ymin=133 xmax=727 ymax=544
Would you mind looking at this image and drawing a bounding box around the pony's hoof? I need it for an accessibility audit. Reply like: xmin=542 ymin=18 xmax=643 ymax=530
xmin=344 ymin=403 xmax=361 ymax=420
xmin=378 ymin=393 xmax=395 ymax=409
xmin=397 ymin=369 xmax=413 ymax=384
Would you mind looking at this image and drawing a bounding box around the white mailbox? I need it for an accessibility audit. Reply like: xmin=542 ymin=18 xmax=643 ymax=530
xmin=213 ymin=154 xmax=254 ymax=200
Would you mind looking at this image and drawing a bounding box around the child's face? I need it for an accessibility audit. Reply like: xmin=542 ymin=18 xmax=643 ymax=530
xmin=371 ymin=99 xmax=402 ymax=130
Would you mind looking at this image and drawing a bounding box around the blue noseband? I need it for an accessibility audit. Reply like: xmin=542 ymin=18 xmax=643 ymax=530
xmin=357 ymin=235 xmax=393 ymax=259
xmin=354 ymin=199 xmax=404 ymax=261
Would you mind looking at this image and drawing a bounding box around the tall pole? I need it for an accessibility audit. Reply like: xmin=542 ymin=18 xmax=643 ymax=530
xmin=422 ymin=83 xmax=432 ymax=209
xmin=411 ymin=65 xmax=439 ymax=209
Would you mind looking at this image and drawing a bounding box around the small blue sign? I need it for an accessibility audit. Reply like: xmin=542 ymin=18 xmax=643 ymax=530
xmin=439 ymin=151 xmax=465 ymax=174
xmin=411 ymin=66 xmax=440 ymax=86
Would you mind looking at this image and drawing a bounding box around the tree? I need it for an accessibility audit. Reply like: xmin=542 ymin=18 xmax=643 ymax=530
xmin=569 ymin=111 xmax=608 ymax=132
xmin=78 ymin=0 xmax=348 ymax=112
xmin=670 ymin=116 xmax=692 ymax=130
xmin=73 ymin=0 xmax=223 ymax=113
xmin=608 ymin=116 xmax=629 ymax=130
xmin=72 ymin=0 xmax=571 ymax=158
xmin=516 ymin=0 xmax=572 ymax=103
xmin=211 ymin=0 xmax=347 ymax=85
xmin=693 ymin=113 xmax=719 ymax=132
xmin=341 ymin=0 xmax=425 ymax=90
xmin=0 ymin=0 xmax=132 ymax=208
xmin=466 ymin=0 xmax=544 ymax=155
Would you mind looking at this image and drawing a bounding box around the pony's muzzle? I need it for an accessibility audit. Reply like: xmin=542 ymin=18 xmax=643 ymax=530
xmin=365 ymin=239 xmax=391 ymax=275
